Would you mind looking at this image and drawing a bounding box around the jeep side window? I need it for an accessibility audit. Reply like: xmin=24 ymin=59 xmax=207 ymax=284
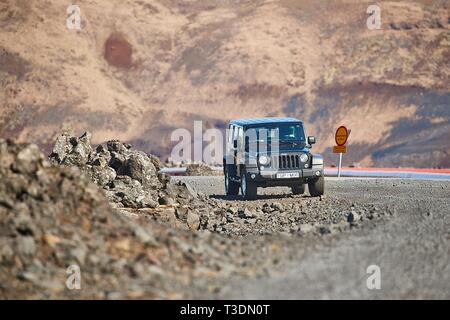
xmin=237 ymin=127 xmax=244 ymax=150
xmin=233 ymin=125 xmax=239 ymax=145
xmin=228 ymin=125 xmax=234 ymax=146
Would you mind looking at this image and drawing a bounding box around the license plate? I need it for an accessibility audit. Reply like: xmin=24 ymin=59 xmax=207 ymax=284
xmin=276 ymin=172 xmax=300 ymax=179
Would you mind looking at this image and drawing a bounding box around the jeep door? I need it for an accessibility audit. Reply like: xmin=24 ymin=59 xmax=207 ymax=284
xmin=234 ymin=126 xmax=245 ymax=176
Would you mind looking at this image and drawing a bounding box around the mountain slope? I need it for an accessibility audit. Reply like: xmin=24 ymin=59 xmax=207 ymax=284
xmin=0 ymin=0 xmax=449 ymax=167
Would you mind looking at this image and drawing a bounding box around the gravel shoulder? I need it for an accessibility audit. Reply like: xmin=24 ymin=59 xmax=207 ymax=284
xmin=175 ymin=176 xmax=450 ymax=299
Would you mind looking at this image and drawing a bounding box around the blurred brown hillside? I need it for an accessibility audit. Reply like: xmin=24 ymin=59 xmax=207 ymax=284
xmin=0 ymin=0 xmax=449 ymax=167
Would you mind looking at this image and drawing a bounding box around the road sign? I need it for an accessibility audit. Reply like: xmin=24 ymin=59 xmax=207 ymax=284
xmin=335 ymin=126 xmax=349 ymax=146
xmin=333 ymin=145 xmax=347 ymax=153
xmin=334 ymin=126 xmax=351 ymax=178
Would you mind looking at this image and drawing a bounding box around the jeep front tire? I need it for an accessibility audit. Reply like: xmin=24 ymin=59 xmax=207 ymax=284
xmin=308 ymin=176 xmax=324 ymax=197
xmin=241 ymin=169 xmax=257 ymax=200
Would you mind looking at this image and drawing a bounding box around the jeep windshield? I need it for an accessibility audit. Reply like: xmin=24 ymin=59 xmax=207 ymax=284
xmin=245 ymin=123 xmax=306 ymax=151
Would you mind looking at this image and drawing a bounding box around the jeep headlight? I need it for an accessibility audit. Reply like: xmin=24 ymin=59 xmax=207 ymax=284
xmin=258 ymin=155 xmax=270 ymax=166
xmin=300 ymin=154 xmax=309 ymax=163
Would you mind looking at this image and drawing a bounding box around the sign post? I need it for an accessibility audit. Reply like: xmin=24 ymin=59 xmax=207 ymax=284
xmin=333 ymin=126 xmax=350 ymax=178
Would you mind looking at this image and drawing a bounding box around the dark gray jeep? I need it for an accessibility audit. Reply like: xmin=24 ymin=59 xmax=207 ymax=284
xmin=223 ymin=117 xmax=324 ymax=199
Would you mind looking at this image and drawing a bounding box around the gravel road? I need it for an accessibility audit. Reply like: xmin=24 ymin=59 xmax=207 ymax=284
xmin=174 ymin=176 xmax=450 ymax=299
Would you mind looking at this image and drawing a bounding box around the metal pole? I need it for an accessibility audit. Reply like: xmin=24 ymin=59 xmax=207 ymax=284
xmin=338 ymin=152 xmax=343 ymax=178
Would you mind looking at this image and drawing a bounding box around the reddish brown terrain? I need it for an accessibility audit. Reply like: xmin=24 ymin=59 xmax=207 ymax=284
xmin=0 ymin=0 xmax=449 ymax=167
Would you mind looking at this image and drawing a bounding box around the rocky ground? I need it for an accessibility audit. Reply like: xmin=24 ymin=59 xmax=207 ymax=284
xmin=1 ymin=133 xmax=449 ymax=299
xmin=183 ymin=176 xmax=393 ymax=237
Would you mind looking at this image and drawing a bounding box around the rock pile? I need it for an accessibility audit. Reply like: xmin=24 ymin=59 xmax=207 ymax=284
xmin=0 ymin=138 xmax=299 ymax=299
xmin=0 ymin=139 xmax=164 ymax=298
xmin=49 ymin=132 xmax=196 ymax=209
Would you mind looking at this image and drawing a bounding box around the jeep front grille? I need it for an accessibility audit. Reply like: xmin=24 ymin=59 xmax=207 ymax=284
xmin=273 ymin=154 xmax=302 ymax=170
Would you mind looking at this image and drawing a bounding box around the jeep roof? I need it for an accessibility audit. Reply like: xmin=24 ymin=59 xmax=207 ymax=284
xmin=230 ymin=117 xmax=303 ymax=127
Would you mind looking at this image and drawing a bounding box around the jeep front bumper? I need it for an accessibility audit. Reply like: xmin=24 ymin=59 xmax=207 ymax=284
xmin=244 ymin=167 xmax=323 ymax=186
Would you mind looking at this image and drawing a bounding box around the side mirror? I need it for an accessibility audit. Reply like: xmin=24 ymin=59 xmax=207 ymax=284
xmin=308 ymin=136 xmax=316 ymax=145
xmin=233 ymin=139 xmax=238 ymax=149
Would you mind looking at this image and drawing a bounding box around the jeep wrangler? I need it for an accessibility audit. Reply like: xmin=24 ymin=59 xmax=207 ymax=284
xmin=223 ymin=117 xmax=324 ymax=199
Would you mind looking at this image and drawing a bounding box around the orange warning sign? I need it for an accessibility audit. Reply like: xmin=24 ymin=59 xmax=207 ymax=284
xmin=335 ymin=126 xmax=349 ymax=146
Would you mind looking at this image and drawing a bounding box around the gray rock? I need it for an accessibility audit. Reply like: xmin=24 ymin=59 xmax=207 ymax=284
xmin=157 ymin=208 xmax=178 ymax=225
xmin=0 ymin=244 xmax=14 ymax=263
xmin=79 ymin=131 xmax=92 ymax=144
xmin=96 ymin=144 xmax=107 ymax=153
xmin=347 ymin=211 xmax=360 ymax=223
xmin=187 ymin=210 xmax=201 ymax=231
xmin=91 ymin=166 xmax=116 ymax=186
xmin=58 ymin=132 xmax=93 ymax=166
xmin=262 ymin=203 xmax=272 ymax=213
xmin=238 ymin=208 xmax=255 ymax=219
xmin=175 ymin=207 xmax=189 ymax=220
xmin=69 ymin=143 xmax=92 ymax=166
xmin=159 ymin=195 xmax=176 ymax=206
xmin=91 ymin=154 xmax=110 ymax=167
xmin=118 ymin=152 xmax=158 ymax=188
xmin=271 ymin=202 xmax=284 ymax=211
xmin=109 ymin=151 xmax=126 ymax=171
xmin=16 ymin=236 xmax=36 ymax=256
xmin=107 ymin=140 xmax=128 ymax=154
xmin=176 ymin=181 xmax=198 ymax=200
xmin=50 ymin=133 xmax=73 ymax=162
xmin=141 ymin=196 xmax=158 ymax=208
xmin=13 ymin=144 xmax=43 ymax=174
